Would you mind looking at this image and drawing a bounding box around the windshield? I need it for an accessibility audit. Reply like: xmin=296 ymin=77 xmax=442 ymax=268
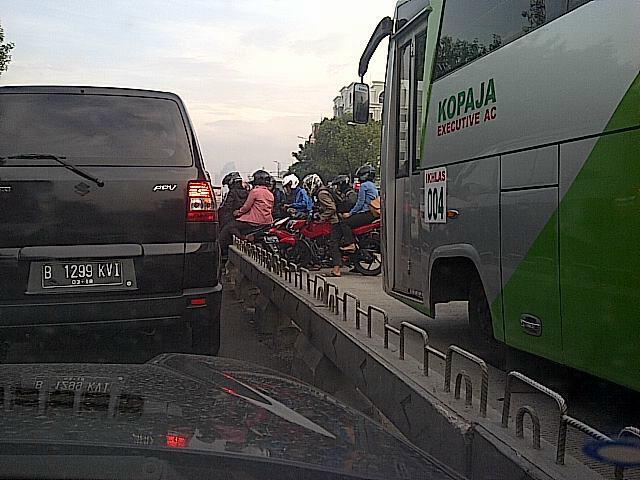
xmin=0 ymin=94 xmax=192 ymax=166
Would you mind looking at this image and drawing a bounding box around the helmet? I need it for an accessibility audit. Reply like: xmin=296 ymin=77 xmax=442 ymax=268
xmin=331 ymin=174 xmax=351 ymax=194
xmin=222 ymin=171 xmax=242 ymax=187
xmin=302 ymin=174 xmax=323 ymax=196
xmin=282 ymin=174 xmax=300 ymax=190
xmin=355 ymin=165 xmax=376 ymax=182
xmin=251 ymin=169 xmax=272 ymax=186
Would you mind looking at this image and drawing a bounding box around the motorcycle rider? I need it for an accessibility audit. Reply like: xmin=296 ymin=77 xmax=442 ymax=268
xmin=219 ymin=171 xmax=249 ymax=227
xmin=331 ymin=175 xmax=357 ymax=214
xmin=303 ymin=174 xmax=354 ymax=277
xmin=330 ymin=174 xmax=360 ymax=255
xmin=301 ymin=173 xmax=323 ymax=205
xmin=282 ymin=173 xmax=313 ymax=217
xmin=269 ymin=177 xmax=286 ymax=219
xmin=220 ymin=169 xmax=274 ymax=259
xmin=342 ymin=165 xmax=379 ymax=231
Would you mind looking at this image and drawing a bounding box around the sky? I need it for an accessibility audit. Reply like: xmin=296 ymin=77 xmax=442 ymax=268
xmin=0 ymin=0 xmax=390 ymax=181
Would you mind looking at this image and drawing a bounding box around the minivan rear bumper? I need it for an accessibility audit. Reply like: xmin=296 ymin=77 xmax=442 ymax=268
xmin=0 ymin=285 xmax=222 ymax=337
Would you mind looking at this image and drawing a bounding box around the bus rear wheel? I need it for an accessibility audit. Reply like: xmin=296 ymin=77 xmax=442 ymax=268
xmin=468 ymin=280 xmax=505 ymax=369
xmin=468 ymin=282 xmax=493 ymax=338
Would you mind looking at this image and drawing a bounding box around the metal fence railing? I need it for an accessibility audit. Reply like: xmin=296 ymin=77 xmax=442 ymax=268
xmin=232 ymin=238 xmax=640 ymax=478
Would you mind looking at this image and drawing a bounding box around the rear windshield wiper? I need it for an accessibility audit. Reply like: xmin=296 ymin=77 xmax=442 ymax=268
xmin=1 ymin=153 xmax=104 ymax=187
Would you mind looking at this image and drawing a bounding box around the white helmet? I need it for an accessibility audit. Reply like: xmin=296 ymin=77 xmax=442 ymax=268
xmin=302 ymin=174 xmax=323 ymax=196
xmin=282 ymin=174 xmax=300 ymax=189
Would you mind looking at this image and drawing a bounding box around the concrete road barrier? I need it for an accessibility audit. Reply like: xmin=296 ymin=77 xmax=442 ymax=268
xmin=229 ymin=244 xmax=624 ymax=480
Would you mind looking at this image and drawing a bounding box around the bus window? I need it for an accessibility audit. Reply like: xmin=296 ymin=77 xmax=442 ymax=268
xmin=413 ymin=32 xmax=426 ymax=170
xmin=396 ymin=42 xmax=411 ymax=178
xmin=434 ymin=0 xmax=567 ymax=80
xmin=396 ymin=0 xmax=426 ymax=30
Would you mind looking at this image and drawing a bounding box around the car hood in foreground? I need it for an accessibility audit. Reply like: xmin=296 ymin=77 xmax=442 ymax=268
xmin=0 ymin=354 xmax=455 ymax=479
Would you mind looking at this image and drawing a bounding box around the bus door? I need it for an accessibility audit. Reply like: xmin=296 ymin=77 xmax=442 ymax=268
xmin=500 ymin=146 xmax=563 ymax=363
xmin=393 ymin=29 xmax=427 ymax=300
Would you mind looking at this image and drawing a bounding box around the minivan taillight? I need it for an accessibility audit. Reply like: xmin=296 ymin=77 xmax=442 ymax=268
xmin=187 ymin=181 xmax=217 ymax=222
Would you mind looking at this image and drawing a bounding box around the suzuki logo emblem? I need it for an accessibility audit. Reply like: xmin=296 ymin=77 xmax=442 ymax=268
xmin=153 ymin=184 xmax=178 ymax=192
xmin=74 ymin=182 xmax=91 ymax=196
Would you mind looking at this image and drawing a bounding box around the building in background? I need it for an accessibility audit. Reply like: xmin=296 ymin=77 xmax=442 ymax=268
xmin=333 ymin=94 xmax=344 ymax=118
xmin=309 ymin=122 xmax=320 ymax=144
xmin=332 ymin=81 xmax=384 ymax=121
xmin=369 ymin=81 xmax=385 ymax=122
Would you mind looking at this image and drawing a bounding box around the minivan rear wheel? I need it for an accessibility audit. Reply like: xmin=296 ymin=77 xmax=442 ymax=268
xmin=192 ymin=318 xmax=220 ymax=356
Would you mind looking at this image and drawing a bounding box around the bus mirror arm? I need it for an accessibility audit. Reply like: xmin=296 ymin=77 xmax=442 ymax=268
xmin=358 ymin=16 xmax=394 ymax=79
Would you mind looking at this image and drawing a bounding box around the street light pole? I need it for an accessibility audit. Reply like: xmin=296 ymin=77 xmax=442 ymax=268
xmin=273 ymin=161 xmax=281 ymax=178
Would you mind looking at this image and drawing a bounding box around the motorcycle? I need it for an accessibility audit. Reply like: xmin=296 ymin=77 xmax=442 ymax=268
xmin=249 ymin=216 xmax=290 ymax=244
xmin=257 ymin=216 xmax=301 ymax=256
xmin=261 ymin=216 xmax=382 ymax=276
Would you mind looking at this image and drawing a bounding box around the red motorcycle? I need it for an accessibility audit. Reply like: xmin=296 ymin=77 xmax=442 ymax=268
xmin=261 ymin=216 xmax=382 ymax=276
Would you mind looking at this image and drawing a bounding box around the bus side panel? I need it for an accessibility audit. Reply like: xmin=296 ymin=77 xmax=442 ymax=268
xmin=500 ymin=188 xmax=561 ymax=362
xmin=498 ymin=147 xmax=562 ymax=361
xmin=560 ymin=126 xmax=640 ymax=392
xmin=421 ymin=1 xmax=640 ymax=169
xmin=426 ymin=157 xmax=502 ymax=321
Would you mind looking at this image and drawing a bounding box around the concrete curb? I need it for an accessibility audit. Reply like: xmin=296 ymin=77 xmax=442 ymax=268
xmin=230 ymin=248 xmax=601 ymax=480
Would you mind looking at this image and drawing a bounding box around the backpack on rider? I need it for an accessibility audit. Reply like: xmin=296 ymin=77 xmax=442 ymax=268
xmin=331 ymin=175 xmax=358 ymax=214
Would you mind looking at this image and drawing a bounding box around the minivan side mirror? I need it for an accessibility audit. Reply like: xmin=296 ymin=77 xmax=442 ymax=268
xmin=352 ymin=83 xmax=370 ymax=124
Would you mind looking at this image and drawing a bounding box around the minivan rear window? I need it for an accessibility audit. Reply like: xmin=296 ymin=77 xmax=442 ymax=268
xmin=0 ymin=94 xmax=192 ymax=166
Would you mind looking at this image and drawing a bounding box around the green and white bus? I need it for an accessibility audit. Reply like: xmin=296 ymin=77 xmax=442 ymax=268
xmin=355 ymin=0 xmax=640 ymax=391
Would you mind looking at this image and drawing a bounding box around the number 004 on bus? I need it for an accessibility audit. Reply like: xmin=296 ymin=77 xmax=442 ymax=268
xmin=424 ymin=167 xmax=447 ymax=224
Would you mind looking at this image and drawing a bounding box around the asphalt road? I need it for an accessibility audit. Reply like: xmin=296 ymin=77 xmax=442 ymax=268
xmin=218 ymin=288 xmax=293 ymax=374
xmin=1 ymin=287 xmax=291 ymax=374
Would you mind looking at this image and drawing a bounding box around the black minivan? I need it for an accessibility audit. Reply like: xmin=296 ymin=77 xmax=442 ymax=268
xmin=0 ymin=86 xmax=221 ymax=358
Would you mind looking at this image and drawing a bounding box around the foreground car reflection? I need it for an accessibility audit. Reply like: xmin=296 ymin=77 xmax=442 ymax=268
xmin=0 ymin=354 xmax=459 ymax=480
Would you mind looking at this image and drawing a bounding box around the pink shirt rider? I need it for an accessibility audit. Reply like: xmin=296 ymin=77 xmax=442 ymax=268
xmin=236 ymin=186 xmax=274 ymax=225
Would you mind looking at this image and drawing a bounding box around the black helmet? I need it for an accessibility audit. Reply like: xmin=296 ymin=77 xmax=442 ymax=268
xmin=355 ymin=164 xmax=376 ymax=182
xmin=251 ymin=169 xmax=272 ymax=186
xmin=222 ymin=171 xmax=243 ymax=187
xmin=331 ymin=174 xmax=351 ymax=194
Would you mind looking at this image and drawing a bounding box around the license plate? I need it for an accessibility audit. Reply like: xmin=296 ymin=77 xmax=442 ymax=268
xmin=32 ymin=376 xmax=114 ymax=394
xmin=42 ymin=261 xmax=123 ymax=289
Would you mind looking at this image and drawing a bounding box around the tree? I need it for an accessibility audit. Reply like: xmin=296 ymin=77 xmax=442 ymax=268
xmin=435 ymin=34 xmax=502 ymax=78
xmin=522 ymin=0 xmax=547 ymax=33
xmin=290 ymin=116 xmax=381 ymax=183
xmin=0 ymin=22 xmax=14 ymax=76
